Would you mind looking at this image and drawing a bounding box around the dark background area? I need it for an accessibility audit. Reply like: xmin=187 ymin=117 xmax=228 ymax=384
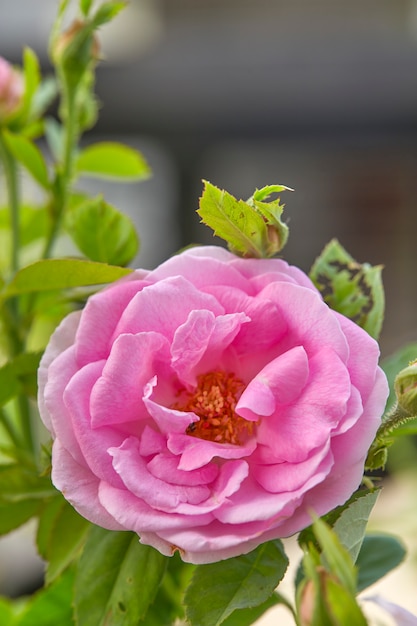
xmin=2 ymin=0 xmax=417 ymax=354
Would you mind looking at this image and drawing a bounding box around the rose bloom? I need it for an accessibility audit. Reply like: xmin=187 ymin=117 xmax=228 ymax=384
xmin=38 ymin=246 xmax=388 ymax=564
xmin=0 ymin=57 xmax=23 ymax=120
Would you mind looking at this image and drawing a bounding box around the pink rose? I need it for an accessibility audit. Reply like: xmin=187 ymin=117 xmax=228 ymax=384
xmin=0 ymin=57 xmax=23 ymax=120
xmin=38 ymin=246 xmax=388 ymax=564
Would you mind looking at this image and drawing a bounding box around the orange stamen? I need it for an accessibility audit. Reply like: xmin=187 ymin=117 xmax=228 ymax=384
xmin=173 ymin=371 xmax=255 ymax=445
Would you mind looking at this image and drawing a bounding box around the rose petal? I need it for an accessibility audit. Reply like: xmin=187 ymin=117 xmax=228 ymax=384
xmin=171 ymin=309 xmax=249 ymax=385
xmin=236 ymin=346 xmax=310 ymax=420
xmin=90 ymin=332 xmax=170 ymax=427
xmin=112 ymin=275 xmax=224 ymax=341
xmin=52 ymin=440 xmax=123 ymax=530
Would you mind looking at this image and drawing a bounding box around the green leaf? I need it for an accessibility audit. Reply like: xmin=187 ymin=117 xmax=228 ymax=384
xmin=330 ymin=490 xmax=380 ymax=563
xmin=309 ymin=238 xmax=384 ymax=340
xmin=41 ymin=498 xmax=91 ymax=585
xmin=17 ymin=566 xmax=75 ymax=626
xmin=198 ymin=181 xmax=290 ymax=258
xmin=198 ymin=181 xmax=269 ymax=258
xmin=0 ymin=499 xmax=41 ymax=535
xmin=37 ymin=495 xmax=67 ymax=561
xmin=0 ymin=352 xmax=42 ymax=406
xmin=75 ymin=142 xmax=150 ymax=181
xmin=184 ymin=540 xmax=288 ymax=626
xmin=2 ymin=259 xmax=132 ymax=299
xmin=221 ymin=593 xmax=284 ymax=626
xmin=67 ymin=196 xmax=139 ymax=266
xmin=3 ymin=131 xmax=50 ymax=190
xmin=0 ymin=463 xmax=54 ymax=502
xmin=80 ymin=0 xmax=94 ymax=16
xmin=140 ymin=552 xmax=194 ymax=625
xmin=91 ymin=2 xmax=127 ymax=27
xmin=74 ymin=527 xmax=167 ymax=626
xmin=356 ymin=533 xmax=406 ymax=592
xmin=30 ymin=76 xmax=58 ymax=121
xmin=0 ymin=597 xmax=16 ymax=626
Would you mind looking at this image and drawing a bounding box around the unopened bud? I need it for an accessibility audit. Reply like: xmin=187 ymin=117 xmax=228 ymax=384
xmin=0 ymin=57 xmax=23 ymax=121
xmin=394 ymin=359 xmax=417 ymax=415
xmin=52 ymin=20 xmax=100 ymax=65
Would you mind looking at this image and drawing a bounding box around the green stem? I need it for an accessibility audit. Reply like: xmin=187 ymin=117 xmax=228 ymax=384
xmin=42 ymin=87 xmax=78 ymax=259
xmin=0 ymin=129 xmax=20 ymax=273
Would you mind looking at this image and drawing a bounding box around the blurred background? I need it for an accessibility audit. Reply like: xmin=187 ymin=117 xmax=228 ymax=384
xmin=2 ymin=0 xmax=417 ymax=355
xmin=1 ymin=0 xmax=417 ymax=620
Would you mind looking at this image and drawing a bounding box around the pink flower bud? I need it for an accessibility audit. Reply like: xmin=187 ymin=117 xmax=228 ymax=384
xmin=0 ymin=57 xmax=23 ymax=121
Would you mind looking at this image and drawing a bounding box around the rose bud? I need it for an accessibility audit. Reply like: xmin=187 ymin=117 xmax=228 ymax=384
xmin=0 ymin=57 xmax=23 ymax=121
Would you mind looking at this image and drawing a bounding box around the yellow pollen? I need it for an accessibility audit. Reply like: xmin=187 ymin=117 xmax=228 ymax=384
xmin=173 ymin=371 xmax=255 ymax=445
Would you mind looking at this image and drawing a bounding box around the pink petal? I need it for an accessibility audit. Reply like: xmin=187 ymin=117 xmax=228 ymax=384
xmin=139 ymin=425 xmax=167 ymax=456
xmin=257 ymin=347 xmax=351 ymax=462
xmin=112 ymin=275 xmax=224 ymax=341
xmin=252 ymin=441 xmax=333 ymax=494
xmin=51 ymin=440 xmax=123 ymax=530
xmin=109 ymin=437 xmax=210 ymax=510
xmin=63 ymin=361 xmax=126 ymax=487
xmin=38 ymin=311 xmax=81 ymax=434
xmin=147 ymin=246 xmax=252 ymax=292
xmin=168 ymin=433 xmax=257 ymax=470
xmin=90 ymin=332 xmax=170 ymax=428
xmin=75 ymin=278 xmax=149 ymax=366
xmin=335 ymin=312 xmax=387 ymax=402
xmin=171 ymin=309 xmax=248 ymax=385
xmin=42 ymin=345 xmax=84 ymax=464
xmin=236 ymin=346 xmax=310 ymax=420
xmin=147 ymin=453 xmax=218 ymax=485
xmin=261 ymin=281 xmax=349 ymax=361
xmin=98 ymin=481 xmax=214 ymax=532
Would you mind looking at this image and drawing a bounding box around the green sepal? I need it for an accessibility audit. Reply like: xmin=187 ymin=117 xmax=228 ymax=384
xmin=381 ymin=342 xmax=417 ymax=412
xmin=198 ymin=180 xmax=290 ymax=258
xmin=309 ymin=238 xmax=384 ymax=339
xmin=184 ymin=540 xmax=289 ymax=626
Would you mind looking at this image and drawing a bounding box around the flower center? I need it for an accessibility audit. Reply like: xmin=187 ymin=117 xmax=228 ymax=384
xmin=174 ymin=371 xmax=254 ymax=445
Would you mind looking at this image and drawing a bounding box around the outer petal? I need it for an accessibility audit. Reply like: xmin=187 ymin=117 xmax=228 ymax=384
xmin=51 ymin=439 xmax=123 ymax=530
xmin=38 ymin=311 xmax=81 ymax=434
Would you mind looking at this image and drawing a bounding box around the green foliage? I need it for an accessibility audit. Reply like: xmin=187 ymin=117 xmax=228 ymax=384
xmin=309 ymin=238 xmax=384 ymax=340
xmin=356 ymin=533 xmax=406 ymax=592
xmin=3 ymin=131 xmax=50 ymax=190
xmin=75 ymin=141 xmax=151 ymax=181
xmin=67 ymin=196 xmax=139 ymax=265
xmin=15 ymin=566 xmax=76 ymax=626
xmin=198 ymin=181 xmax=290 ymax=258
xmin=74 ymin=527 xmax=167 ymax=626
xmin=184 ymin=540 xmax=289 ymax=626
xmin=0 ymin=353 xmax=41 ymax=407
xmin=3 ymin=258 xmax=132 ymax=298
xmin=382 ymin=342 xmax=417 ymax=411
xmin=37 ymin=496 xmax=91 ymax=584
